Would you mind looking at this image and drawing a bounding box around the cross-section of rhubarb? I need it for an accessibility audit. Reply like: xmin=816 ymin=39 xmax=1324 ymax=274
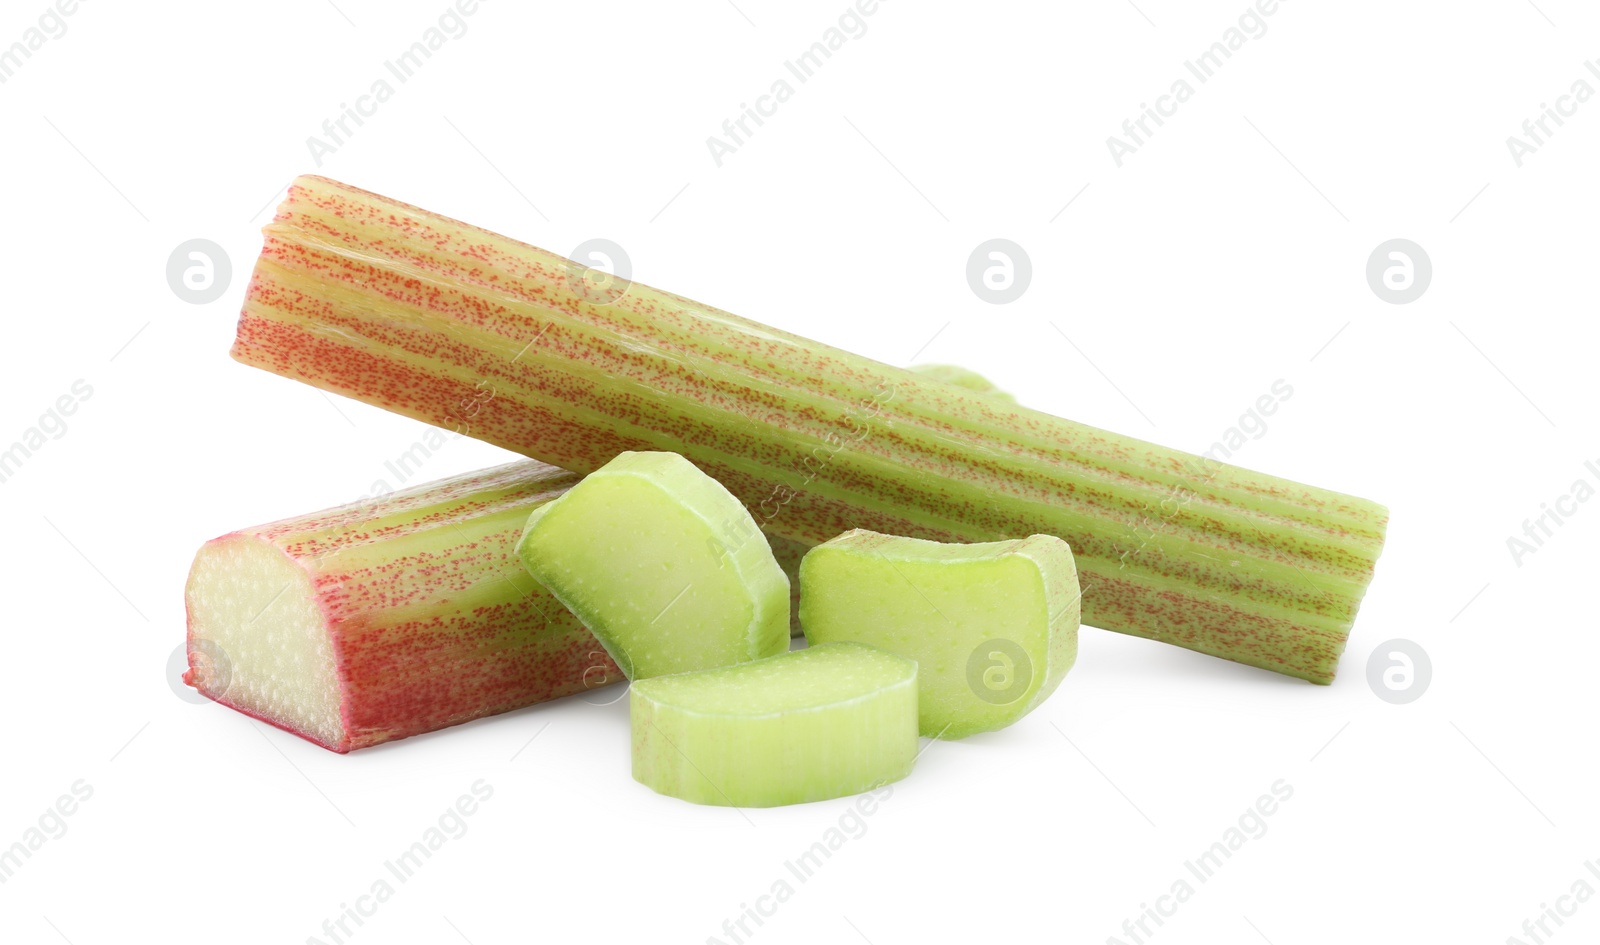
xmin=515 ymin=451 xmax=790 ymax=679
xmin=232 ymin=175 xmax=1388 ymax=684
xmin=800 ymin=529 xmax=1079 ymax=738
xmin=630 ymin=642 xmax=919 ymax=807
xmin=183 ymin=460 xmax=618 ymax=752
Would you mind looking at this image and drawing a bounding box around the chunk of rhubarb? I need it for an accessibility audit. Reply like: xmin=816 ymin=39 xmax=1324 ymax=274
xmin=232 ymin=175 xmax=1387 ymax=684
xmin=183 ymin=461 xmax=618 ymax=752
xmin=515 ymin=451 xmax=789 ymax=679
xmin=800 ymin=529 xmax=1079 ymax=738
xmin=630 ymin=642 xmax=918 ymax=807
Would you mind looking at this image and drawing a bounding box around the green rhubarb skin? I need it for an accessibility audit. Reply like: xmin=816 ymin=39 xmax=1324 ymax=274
xmin=908 ymin=363 xmax=1017 ymax=403
xmin=801 ymin=529 xmax=1079 ymax=738
xmin=630 ymin=642 xmax=919 ymax=807
xmin=515 ymin=451 xmax=789 ymax=679
xmin=232 ymin=175 xmax=1388 ymax=684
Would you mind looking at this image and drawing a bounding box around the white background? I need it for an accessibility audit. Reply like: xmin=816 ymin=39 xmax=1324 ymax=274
xmin=1 ymin=1 xmax=1595 ymax=942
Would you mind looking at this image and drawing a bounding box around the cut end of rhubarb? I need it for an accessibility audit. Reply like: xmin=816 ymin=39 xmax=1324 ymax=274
xmin=800 ymin=530 xmax=1079 ymax=738
xmin=184 ymin=534 xmax=343 ymax=750
xmin=516 ymin=451 xmax=790 ymax=679
xmin=630 ymin=642 xmax=919 ymax=807
xmin=182 ymin=460 xmax=616 ymax=753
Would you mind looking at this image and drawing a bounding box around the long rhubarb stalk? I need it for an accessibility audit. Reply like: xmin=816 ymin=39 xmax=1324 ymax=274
xmin=184 ymin=460 xmax=618 ymax=752
xmin=233 ymin=176 xmax=1387 ymax=684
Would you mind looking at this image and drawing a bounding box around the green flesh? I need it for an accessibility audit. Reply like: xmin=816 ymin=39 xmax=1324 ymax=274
xmin=800 ymin=530 xmax=1079 ymax=738
xmin=515 ymin=451 xmax=789 ymax=679
xmin=630 ymin=642 xmax=919 ymax=807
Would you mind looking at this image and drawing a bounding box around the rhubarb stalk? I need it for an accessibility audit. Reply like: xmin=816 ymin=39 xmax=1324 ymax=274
xmin=232 ymin=175 xmax=1387 ymax=684
xmin=184 ymin=460 xmax=618 ymax=752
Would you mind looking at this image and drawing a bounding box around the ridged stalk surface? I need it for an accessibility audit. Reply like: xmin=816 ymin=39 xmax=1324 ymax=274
xmin=232 ymin=175 xmax=1388 ymax=684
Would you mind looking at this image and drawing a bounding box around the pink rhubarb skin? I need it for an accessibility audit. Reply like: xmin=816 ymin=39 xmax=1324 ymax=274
xmin=184 ymin=461 xmax=619 ymax=752
xmin=231 ymin=176 xmax=1388 ymax=684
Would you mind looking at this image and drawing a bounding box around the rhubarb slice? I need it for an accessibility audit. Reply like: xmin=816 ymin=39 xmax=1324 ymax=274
xmin=908 ymin=363 xmax=1016 ymax=402
xmin=801 ymin=530 xmax=1079 ymax=738
xmin=514 ymin=451 xmax=789 ymax=679
xmin=183 ymin=461 xmax=619 ymax=752
xmin=232 ymin=175 xmax=1388 ymax=684
xmin=630 ymin=642 xmax=918 ymax=807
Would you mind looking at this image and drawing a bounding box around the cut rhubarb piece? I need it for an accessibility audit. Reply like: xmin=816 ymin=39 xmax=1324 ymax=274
xmin=515 ymin=451 xmax=789 ymax=679
xmin=183 ymin=461 xmax=618 ymax=753
xmin=908 ymin=363 xmax=1016 ymax=402
xmin=630 ymin=642 xmax=918 ymax=807
xmin=233 ymin=175 xmax=1388 ymax=684
xmin=801 ymin=529 xmax=1079 ymax=738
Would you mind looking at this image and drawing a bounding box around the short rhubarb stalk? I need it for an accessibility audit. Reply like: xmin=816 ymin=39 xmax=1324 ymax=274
xmin=184 ymin=460 xmax=618 ymax=752
xmin=232 ymin=175 xmax=1387 ymax=684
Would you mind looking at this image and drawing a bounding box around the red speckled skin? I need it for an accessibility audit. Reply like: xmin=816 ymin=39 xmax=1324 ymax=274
xmin=232 ymin=176 xmax=1387 ymax=684
xmin=185 ymin=461 xmax=619 ymax=752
